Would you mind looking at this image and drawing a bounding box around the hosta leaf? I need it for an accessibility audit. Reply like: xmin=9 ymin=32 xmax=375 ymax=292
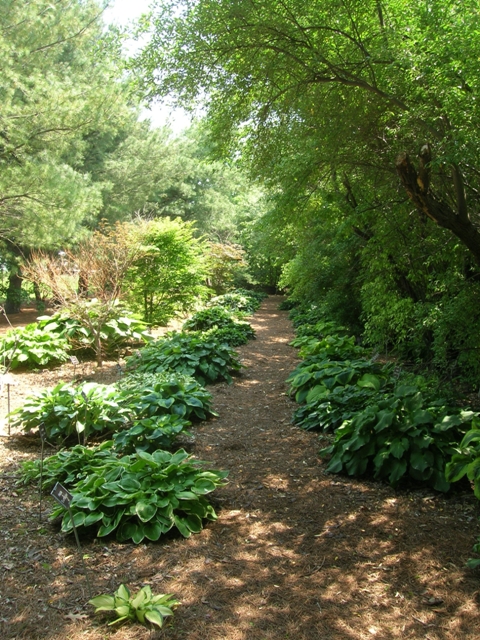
xmin=176 ymin=491 xmax=198 ymax=500
xmin=84 ymin=511 xmax=104 ymax=527
xmin=390 ymin=438 xmax=409 ymax=459
xmin=136 ymin=501 xmax=157 ymax=522
xmin=145 ymin=609 xmax=164 ymax=627
xmin=174 ymin=515 xmax=192 ymax=538
xmin=388 ymin=459 xmax=407 ymax=485
xmin=116 ymin=584 xmax=131 ymax=602
xmin=375 ymin=410 xmax=394 ymax=431
xmin=132 ymin=524 xmax=145 ymax=544
xmin=183 ymin=513 xmax=202 ymax=533
xmin=89 ymin=594 xmax=115 ymax=611
xmin=410 ymin=450 xmax=428 ymax=472
xmin=193 ymin=478 xmax=217 ymax=494
xmin=143 ymin=519 xmax=163 ymax=541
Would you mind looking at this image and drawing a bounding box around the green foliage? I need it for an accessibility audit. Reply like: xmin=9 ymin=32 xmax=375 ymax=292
xmin=116 ymin=371 xmax=216 ymax=422
xmin=278 ymin=298 xmax=298 ymax=311
xmin=294 ymin=335 xmax=368 ymax=361
xmin=289 ymin=306 xmax=326 ymax=330
xmin=182 ymin=306 xmax=256 ymax=345
xmin=37 ymin=310 xmax=151 ymax=357
xmin=288 ymin=358 xmax=391 ymax=431
xmin=10 ymin=371 xmax=213 ymax=444
xmin=21 ymin=441 xmax=116 ymax=490
xmin=293 ymin=319 xmax=350 ymax=340
xmin=183 ymin=306 xmax=236 ymax=331
xmin=126 ymin=333 xmax=242 ymax=385
xmin=203 ymin=323 xmax=255 ymax=347
xmin=112 ymin=415 xmax=192 ymax=455
xmin=47 ymin=447 xmax=228 ymax=542
xmin=23 ymin=443 xmax=228 ymax=542
xmin=320 ymin=386 xmax=476 ymax=491
xmin=445 ymin=424 xmax=480 ymax=498
xmin=207 ymin=290 xmax=265 ymax=314
xmin=10 ymin=382 xmax=132 ymax=444
xmin=0 ymin=324 xmax=69 ymax=369
xmin=89 ymin=584 xmax=179 ymax=628
xmin=123 ymin=218 xmax=209 ymax=325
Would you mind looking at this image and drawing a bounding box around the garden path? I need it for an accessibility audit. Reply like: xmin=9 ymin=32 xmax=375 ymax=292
xmin=0 ymin=296 xmax=480 ymax=639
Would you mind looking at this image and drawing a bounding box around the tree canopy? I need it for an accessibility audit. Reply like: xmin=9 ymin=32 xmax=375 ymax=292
xmin=140 ymin=0 xmax=480 ymax=263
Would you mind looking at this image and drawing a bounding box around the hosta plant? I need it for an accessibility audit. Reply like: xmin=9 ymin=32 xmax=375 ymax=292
xmin=288 ymin=358 xmax=391 ymax=431
xmin=21 ymin=440 xmax=116 ymax=490
xmin=182 ymin=306 xmax=237 ymax=331
xmin=116 ymin=372 xmax=216 ymax=421
xmin=37 ymin=310 xmax=151 ymax=356
xmin=287 ymin=358 xmax=387 ymax=404
xmin=446 ymin=423 xmax=480 ymax=498
xmin=207 ymin=290 xmax=264 ymax=314
xmin=48 ymin=448 xmax=228 ymax=542
xmin=445 ymin=424 xmax=480 ymax=568
xmin=112 ymin=415 xmax=192 ymax=454
xmin=204 ymin=323 xmax=256 ymax=346
xmin=0 ymin=323 xmax=69 ymax=369
xmin=10 ymin=381 xmax=133 ymax=444
xmin=294 ymin=334 xmax=368 ymax=361
xmin=89 ymin=584 xmax=179 ymax=627
xmin=320 ymin=385 xmax=476 ymax=491
xmin=126 ymin=332 xmax=242 ymax=384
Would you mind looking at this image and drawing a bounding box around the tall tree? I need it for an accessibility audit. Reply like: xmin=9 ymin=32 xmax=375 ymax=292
xmin=139 ymin=0 xmax=480 ymax=264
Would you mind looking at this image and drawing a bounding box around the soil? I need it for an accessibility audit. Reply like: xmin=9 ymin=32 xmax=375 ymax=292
xmin=1 ymin=296 xmax=480 ymax=640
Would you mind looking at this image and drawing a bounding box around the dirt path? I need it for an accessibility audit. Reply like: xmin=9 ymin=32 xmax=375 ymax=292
xmin=1 ymin=296 xmax=480 ymax=639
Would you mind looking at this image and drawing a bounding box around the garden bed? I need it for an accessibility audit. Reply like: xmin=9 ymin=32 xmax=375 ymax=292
xmin=0 ymin=297 xmax=479 ymax=639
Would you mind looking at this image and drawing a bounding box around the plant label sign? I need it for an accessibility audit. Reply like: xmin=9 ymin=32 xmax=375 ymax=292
xmin=51 ymin=482 xmax=73 ymax=509
xmin=70 ymin=356 xmax=79 ymax=366
xmin=38 ymin=423 xmax=47 ymax=442
xmin=81 ymin=391 xmax=88 ymax=402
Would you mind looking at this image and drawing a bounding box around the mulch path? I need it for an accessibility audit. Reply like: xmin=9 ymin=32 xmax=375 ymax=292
xmin=1 ymin=296 xmax=480 ymax=639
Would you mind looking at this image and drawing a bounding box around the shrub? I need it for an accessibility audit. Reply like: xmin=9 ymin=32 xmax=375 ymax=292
xmin=0 ymin=323 xmax=69 ymax=369
xmin=126 ymin=333 xmax=242 ymax=385
xmin=320 ymin=385 xmax=476 ymax=491
xmin=123 ymin=218 xmax=209 ymax=325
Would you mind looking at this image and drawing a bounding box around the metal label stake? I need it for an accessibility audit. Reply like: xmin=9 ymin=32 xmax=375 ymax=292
xmin=70 ymin=355 xmax=79 ymax=378
xmin=38 ymin=423 xmax=46 ymax=522
xmin=51 ymin=482 xmax=92 ymax=598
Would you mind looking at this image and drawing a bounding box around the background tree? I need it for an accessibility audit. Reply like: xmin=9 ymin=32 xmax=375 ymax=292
xmin=123 ymin=217 xmax=209 ymax=325
xmin=137 ymin=0 xmax=480 ymax=383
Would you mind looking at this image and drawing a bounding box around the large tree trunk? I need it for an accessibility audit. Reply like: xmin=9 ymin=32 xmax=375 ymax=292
xmin=4 ymin=270 xmax=23 ymax=314
xmin=396 ymin=148 xmax=480 ymax=267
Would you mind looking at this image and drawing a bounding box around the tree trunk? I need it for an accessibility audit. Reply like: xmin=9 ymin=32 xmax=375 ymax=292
xmin=4 ymin=270 xmax=23 ymax=314
xmin=396 ymin=150 xmax=480 ymax=267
